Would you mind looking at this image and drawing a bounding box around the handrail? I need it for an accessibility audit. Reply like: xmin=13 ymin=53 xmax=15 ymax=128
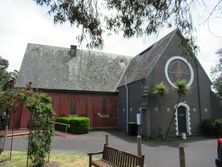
xmin=50 ymin=121 xmax=70 ymax=133
xmin=50 ymin=121 xmax=70 ymax=128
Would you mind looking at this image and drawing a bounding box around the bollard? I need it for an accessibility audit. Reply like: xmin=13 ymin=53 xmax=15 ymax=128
xmin=105 ymin=134 xmax=109 ymax=145
xmin=179 ymin=145 xmax=186 ymax=167
xmin=4 ymin=126 xmax=8 ymax=139
xmin=181 ymin=133 xmax=186 ymax=140
xmin=137 ymin=135 xmax=142 ymax=156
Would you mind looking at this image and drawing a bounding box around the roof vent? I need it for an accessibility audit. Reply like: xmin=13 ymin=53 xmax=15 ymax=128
xmin=70 ymin=45 xmax=77 ymax=57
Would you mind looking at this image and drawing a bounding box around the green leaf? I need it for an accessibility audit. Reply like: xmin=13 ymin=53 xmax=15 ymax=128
xmin=153 ymin=81 xmax=168 ymax=96
xmin=175 ymin=79 xmax=188 ymax=96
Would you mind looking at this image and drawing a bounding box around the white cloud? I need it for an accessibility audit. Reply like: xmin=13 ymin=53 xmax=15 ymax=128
xmin=0 ymin=0 xmax=80 ymax=70
xmin=195 ymin=13 xmax=222 ymax=76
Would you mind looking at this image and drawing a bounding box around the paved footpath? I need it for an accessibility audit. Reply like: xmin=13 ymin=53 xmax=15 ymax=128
xmin=5 ymin=130 xmax=217 ymax=167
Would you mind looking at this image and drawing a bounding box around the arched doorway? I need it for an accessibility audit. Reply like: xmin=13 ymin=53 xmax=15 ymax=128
xmin=175 ymin=102 xmax=191 ymax=136
xmin=177 ymin=106 xmax=187 ymax=133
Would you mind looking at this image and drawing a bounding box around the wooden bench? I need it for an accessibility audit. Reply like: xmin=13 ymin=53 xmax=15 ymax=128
xmin=88 ymin=144 xmax=144 ymax=167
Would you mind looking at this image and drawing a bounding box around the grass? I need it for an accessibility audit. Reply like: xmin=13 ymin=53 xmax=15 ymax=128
xmin=0 ymin=151 xmax=91 ymax=167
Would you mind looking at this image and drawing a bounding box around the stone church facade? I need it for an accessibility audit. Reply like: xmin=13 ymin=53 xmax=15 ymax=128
xmin=117 ymin=29 xmax=221 ymax=136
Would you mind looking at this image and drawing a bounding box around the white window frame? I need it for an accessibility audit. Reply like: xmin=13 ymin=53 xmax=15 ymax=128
xmin=165 ymin=56 xmax=194 ymax=88
xmin=174 ymin=102 xmax=192 ymax=136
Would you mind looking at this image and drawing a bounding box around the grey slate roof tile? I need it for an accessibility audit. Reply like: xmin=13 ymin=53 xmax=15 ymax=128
xmin=117 ymin=29 xmax=177 ymax=87
xmin=16 ymin=43 xmax=131 ymax=92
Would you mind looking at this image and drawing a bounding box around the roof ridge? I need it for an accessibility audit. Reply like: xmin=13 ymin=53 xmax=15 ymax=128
xmin=144 ymin=29 xmax=178 ymax=79
xmin=27 ymin=43 xmax=70 ymax=49
xmin=27 ymin=43 xmax=130 ymax=58
xmin=136 ymin=28 xmax=178 ymax=56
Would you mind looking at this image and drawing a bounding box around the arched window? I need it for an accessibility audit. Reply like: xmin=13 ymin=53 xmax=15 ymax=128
xmin=101 ymin=98 xmax=108 ymax=116
xmin=70 ymin=97 xmax=76 ymax=115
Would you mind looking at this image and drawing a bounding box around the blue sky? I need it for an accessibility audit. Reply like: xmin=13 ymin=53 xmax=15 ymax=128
xmin=1 ymin=0 xmax=222 ymax=78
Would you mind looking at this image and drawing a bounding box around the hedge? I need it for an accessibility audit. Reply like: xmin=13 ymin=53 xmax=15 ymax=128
xmin=55 ymin=117 xmax=90 ymax=134
xmin=201 ymin=118 xmax=222 ymax=137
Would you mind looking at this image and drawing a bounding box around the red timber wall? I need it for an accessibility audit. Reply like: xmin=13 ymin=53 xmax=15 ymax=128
xmin=13 ymin=91 xmax=118 ymax=129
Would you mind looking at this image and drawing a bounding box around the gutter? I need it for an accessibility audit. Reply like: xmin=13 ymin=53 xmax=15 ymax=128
xmin=124 ymin=77 xmax=129 ymax=133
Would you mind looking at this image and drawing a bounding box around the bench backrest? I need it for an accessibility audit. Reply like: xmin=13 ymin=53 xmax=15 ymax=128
xmin=102 ymin=145 xmax=144 ymax=167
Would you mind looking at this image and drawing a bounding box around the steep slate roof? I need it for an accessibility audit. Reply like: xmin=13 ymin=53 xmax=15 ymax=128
xmin=117 ymin=29 xmax=177 ymax=87
xmin=16 ymin=43 xmax=131 ymax=92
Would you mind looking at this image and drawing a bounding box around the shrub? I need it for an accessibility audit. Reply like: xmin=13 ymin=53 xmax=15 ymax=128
xmin=201 ymin=118 xmax=222 ymax=137
xmin=55 ymin=117 xmax=90 ymax=134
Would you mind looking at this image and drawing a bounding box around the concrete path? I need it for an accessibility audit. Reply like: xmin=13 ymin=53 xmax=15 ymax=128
xmin=4 ymin=130 xmax=217 ymax=167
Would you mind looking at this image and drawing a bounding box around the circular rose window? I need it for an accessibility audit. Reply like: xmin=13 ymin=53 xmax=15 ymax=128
xmin=165 ymin=56 xmax=194 ymax=88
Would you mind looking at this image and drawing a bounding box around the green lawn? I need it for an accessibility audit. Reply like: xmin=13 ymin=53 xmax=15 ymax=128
xmin=0 ymin=151 xmax=90 ymax=167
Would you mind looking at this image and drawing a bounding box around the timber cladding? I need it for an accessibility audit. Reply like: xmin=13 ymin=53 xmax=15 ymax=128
xmin=13 ymin=91 xmax=118 ymax=129
xmin=45 ymin=91 xmax=117 ymax=128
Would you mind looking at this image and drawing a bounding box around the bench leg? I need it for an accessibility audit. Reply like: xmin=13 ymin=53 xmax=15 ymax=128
xmin=89 ymin=154 xmax=92 ymax=167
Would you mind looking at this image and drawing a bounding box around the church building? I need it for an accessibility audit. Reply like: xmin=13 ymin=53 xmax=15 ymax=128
xmin=15 ymin=29 xmax=222 ymax=136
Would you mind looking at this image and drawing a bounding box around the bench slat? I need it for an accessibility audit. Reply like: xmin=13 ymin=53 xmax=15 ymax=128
xmin=91 ymin=160 xmax=113 ymax=167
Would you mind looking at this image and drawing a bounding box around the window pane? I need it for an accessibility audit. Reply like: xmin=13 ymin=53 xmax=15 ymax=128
xmin=168 ymin=60 xmax=190 ymax=82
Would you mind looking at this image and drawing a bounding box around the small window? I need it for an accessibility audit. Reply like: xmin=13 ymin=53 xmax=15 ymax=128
xmin=70 ymin=97 xmax=76 ymax=115
xmin=97 ymin=98 xmax=109 ymax=118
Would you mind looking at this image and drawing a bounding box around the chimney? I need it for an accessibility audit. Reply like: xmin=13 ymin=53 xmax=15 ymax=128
xmin=70 ymin=45 xmax=77 ymax=57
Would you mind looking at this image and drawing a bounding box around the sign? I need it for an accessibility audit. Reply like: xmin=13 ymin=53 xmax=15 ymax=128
xmin=137 ymin=113 xmax=141 ymax=125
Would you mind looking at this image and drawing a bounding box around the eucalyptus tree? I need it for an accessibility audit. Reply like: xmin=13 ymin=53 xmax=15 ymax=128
xmin=211 ymin=48 xmax=222 ymax=98
xmin=32 ymin=0 xmax=222 ymax=53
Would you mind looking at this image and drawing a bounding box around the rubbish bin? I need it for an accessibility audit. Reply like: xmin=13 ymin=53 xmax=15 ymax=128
xmin=0 ymin=117 xmax=7 ymax=130
xmin=128 ymin=122 xmax=138 ymax=136
xmin=216 ymin=138 xmax=222 ymax=167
